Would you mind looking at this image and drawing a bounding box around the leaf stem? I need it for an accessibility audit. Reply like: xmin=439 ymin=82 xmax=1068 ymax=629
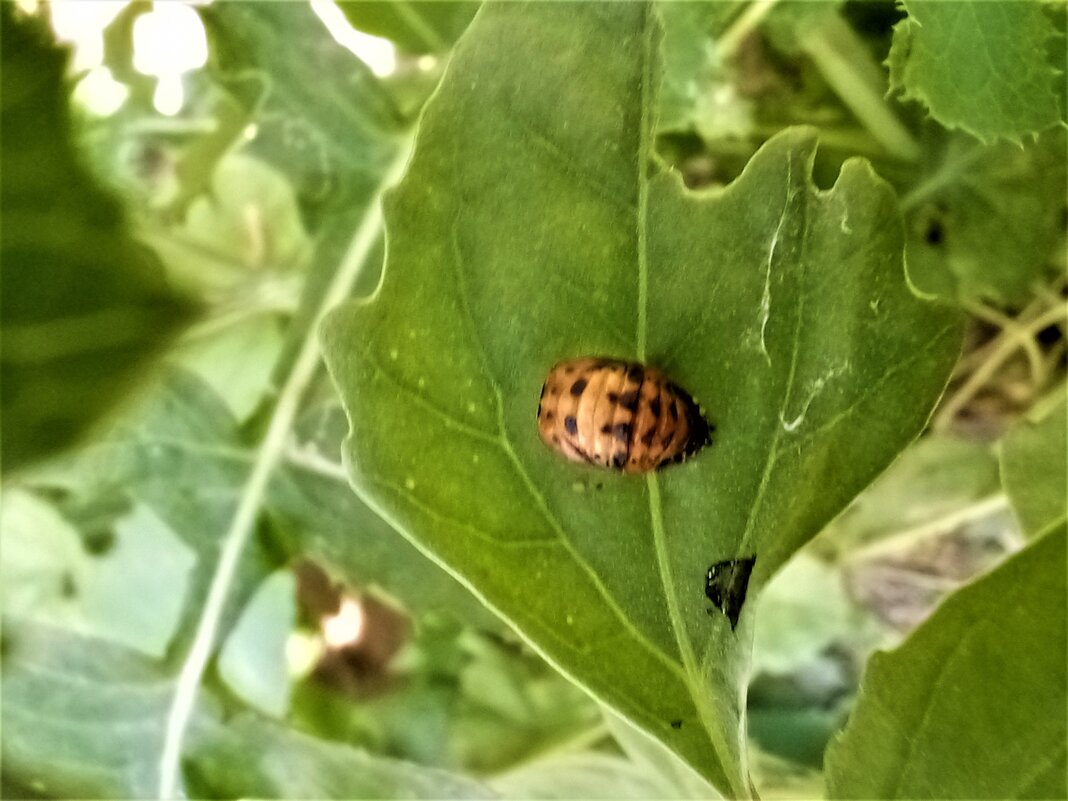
xmin=934 ymin=303 xmax=1067 ymax=430
xmin=899 ymin=144 xmax=989 ymax=212
xmin=846 ymin=494 xmax=1014 ymax=563
xmin=798 ymin=13 xmax=921 ymax=163
xmin=155 ymin=140 xmax=413 ymax=800
xmin=716 ymin=0 xmax=781 ymax=62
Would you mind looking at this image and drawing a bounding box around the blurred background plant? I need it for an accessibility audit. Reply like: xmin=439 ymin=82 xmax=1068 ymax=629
xmin=1 ymin=1 xmax=1064 ymax=799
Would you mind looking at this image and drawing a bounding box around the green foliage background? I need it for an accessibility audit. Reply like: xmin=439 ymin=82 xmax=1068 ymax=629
xmin=1 ymin=1 xmax=1065 ymax=800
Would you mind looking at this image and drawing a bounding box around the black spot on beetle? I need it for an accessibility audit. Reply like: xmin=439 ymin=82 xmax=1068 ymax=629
xmin=607 ymin=391 xmax=619 ymax=403
xmin=564 ymin=416 xmax=578 ymax=435
xmin=612 ymin=452 xmax=626 ymax=469
xmin=670 ymin=720 xmax=683 ymax=730
xmin=641 ymin=427 xmax=657 ymax=445
xmin=570 ymin=378 xmax=588 ymax=396
xmin=618 ymin=390 xmax=639 ymax=411
xmin=669 ymin=402 xmax=679 ymax=421
xmin=649 ymin=398 xmax=661 ymax=417
xmin=601 ymin=424 xmax=612 ymax=434
xmin=662 ymin=431 xmax=675 ymax=447
xmin=627 ymin=364 xmax=645 ymax=382
xmin=705 ymin=556 xmax=757 ymax=631
xmin=544 ymin=411 xmax=554 ymax=421
xmin=613 ymin=423 xmax=631 ymax=441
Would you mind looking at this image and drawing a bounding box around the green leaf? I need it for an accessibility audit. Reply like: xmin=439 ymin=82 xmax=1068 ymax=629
xmin=887 ymin=0 xmax=1064 ymax=144
xmin=1 ymin=624 xmax=218 ymax=799
xmin=825 ymin=523 xmax=1067 ymax=799
xmin=490 ymin=753 xmax=680 ymax=800
xmin=321 ymin=3 xmax=962 ymax=793
xmin=820 ymin=433 xmax=1002 ymax=554
xmin=338 ymin=1 xmax=479 ymax=55
xmin=217 ymin=569 xmax=297 ymax=718
xmin=1000 ymin=389 xmax=1068 ymax=538
xmin=0 ymin=6 xmax=196 ymax=472
xmin=184 ymin=714 xmax=496 ymax=799
xmin=199 ymin=1 xmax=403 ymax=223
xmin=903 ymin=130 xmax=1067 ymax=305
xmin=1 ymin=488 xmax=197 ymax=660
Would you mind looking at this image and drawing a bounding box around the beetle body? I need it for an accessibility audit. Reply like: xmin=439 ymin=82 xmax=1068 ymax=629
xmin=537 ymin=357 xmax=712 ymax=473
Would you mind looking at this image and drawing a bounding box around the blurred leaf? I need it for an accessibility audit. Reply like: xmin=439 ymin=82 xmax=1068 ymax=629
xmin=603 ymin=709 xmax=720 ymax=799
xmin=199 ymin=1 xmax=404 ymax=224
xmin=491 ymin=752 xmax=686 ymax=800
xmin=819 ymin=433 xmax=1002 ymax=554
xmin=218 ymin=569 xmax=297 ymax=718
xmin=0 ymin=624 xmax=217 ymax=799
xmin=0 ymin=7 xmax=196 ymax=472
xmin=904 ymin=130 xmax=1067 ymax=305
xmin=184 ymin=714 xmax=497 ymax=799
xmin=825 ymin=523 xmax=1067 ymax=799
xmin=1 ymin=489 xmax=196 ymax=659
xmin=657 ymin=2 xmax=743 ymax=134
xmin=751 ymin=552 xmax=874 ymax=676
xmin=887 ymin=0 xmax=1064 ymax=144
xmin=1000 ymin=389 xmax=1068 ymax=538
xmin=174 ymin=313 xmax=286 ymax=422
xmin=321 ymin=4 xmax=961 ymax=793
xmin=339 ymin=1 xmax=479 ymax=54
xmin=144 ymin=152 xmax=314 ymax=297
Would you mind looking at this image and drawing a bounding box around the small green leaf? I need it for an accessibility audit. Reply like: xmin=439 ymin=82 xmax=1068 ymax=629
xmin=1000 ymin=389 xmax=1068 ymax=538
xmin=0 ymin=7 xmax=196 ymax=472
xmin=888 ymin=0 xmax=1064 ymax=144
xmin=338 ymin=1 xmax=479 ymax=55
xmin=1 ymin=624 xmax=218 ymax=799
xmin=184 ymin=714 xmax=496 ymax=799
xmin=217 ymin=570 xmax=297 ymax=718
xmin=321 ymin=3 xmax=961 ymax=793
xmin=1 ymin=490 xmax=196 ymax=659
xmin=825 ymin=523 xmax=1067 ymax=799
xmin=903 ymin=130 xmax=1067 ymax=305
xmin=199 ymin=2 xmax=403 ymax=222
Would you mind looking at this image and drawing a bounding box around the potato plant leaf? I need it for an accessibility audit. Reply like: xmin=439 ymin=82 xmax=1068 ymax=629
xmin=1000 ymin=390 xmax=1068 ymax=538
xmin=0 ymin=7 xmax=196 ymax=472
xmin=825 ymin=523 xmax=1067 ymax=799
xmin=184 ymin=714 xmax=496 ymax=799
xmin=887 ymin=0 xmax=1065 ymax=144
xmin=321 ymin=3 xmax=961 ymax=793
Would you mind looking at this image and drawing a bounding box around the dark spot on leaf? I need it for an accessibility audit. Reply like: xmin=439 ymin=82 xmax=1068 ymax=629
xmin=564 ymin=416 xmax=578 ymax=435
xmin=60 ymin=572 xmax=77 ymax=599
xmin=924 ymin=219 xmax=944 ymax=246
xmin=705 ymin=556 xmax=757 ymax=630
xmin=670 ymin=720 xmax=683 ymax=730
xmin=570 ymin=378 xmax=588 ymax=396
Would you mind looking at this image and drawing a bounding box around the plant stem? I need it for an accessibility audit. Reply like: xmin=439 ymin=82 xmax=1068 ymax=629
xmin=155 ymin=140 xmax=413 ymax=800
xmin=798 ymin=13 xmax=921 ymax=163
xmin=900 ymin=144 xmax=989 ymax=211
xmin=935 ymin=303 xmax=1068 ymax=430
xmin=716 ymin=0 xmax=781 ymax=61
xmin=848 ymin=494 xmax=1014 ymax=562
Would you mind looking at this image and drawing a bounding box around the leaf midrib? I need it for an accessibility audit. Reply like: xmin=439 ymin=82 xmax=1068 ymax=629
xmin=636 ymin=4 xmax=747 ymax=796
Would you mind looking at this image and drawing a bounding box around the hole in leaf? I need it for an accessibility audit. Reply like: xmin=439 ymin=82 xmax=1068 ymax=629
xmin=705 ymin=556 xmax=757 ymax=630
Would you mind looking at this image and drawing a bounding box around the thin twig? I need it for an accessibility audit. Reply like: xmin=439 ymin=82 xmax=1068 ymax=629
xmin=156 ymin=141 xmax=413 ymax=800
